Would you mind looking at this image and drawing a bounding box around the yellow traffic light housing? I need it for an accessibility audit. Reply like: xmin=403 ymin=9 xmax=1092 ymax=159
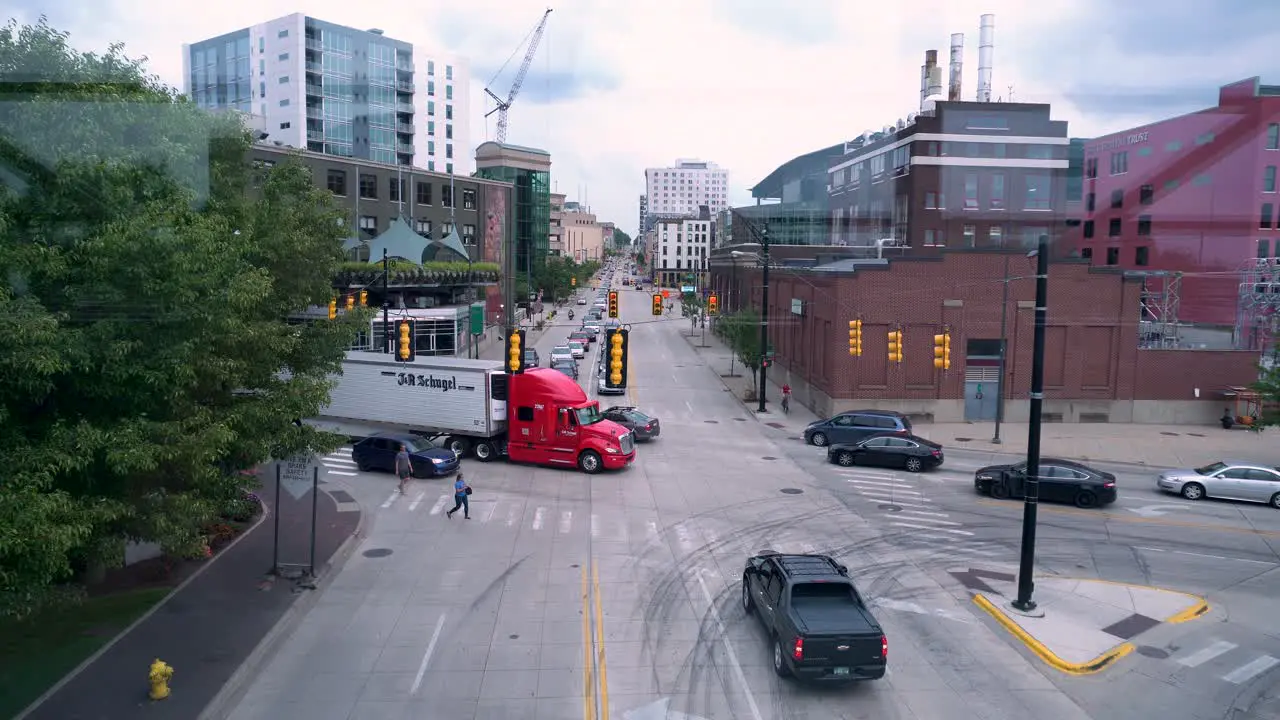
xmin=651 ymin=293 xmax=663 ymax=316
xmin=345 ymin=294 xmax=355 ymax=311
xmin=397 ymin=319 xmax=416 ymax=362
xmin=506 ymin=329 xmax=527 ymax=374
xmin=608 ymin=291 xmax=619 ymax=319
xmin=606 ymin=328 xmax=629 ymax=388
xmin=359 ymin=290 xmax=368 ymax=306
xmin=933 ymin=332 xmax=952 ymax=370
xmin=848 ymin=319 xmax=863 ymax=356
xmin=707 ymin=294 xmax=719 ymax=315
xmin=571 ymin=276 xmax=577 ymax=287
xmin=887 ymin=329 xmax=903 ymax=363
xmin=328 ymin=298 xmax=337 ymax=320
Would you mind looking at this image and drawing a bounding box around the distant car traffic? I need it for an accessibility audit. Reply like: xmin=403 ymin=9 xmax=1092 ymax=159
xmin=523 ymin=348 xmax=540 ymax=367
xmin=549 ymin=345 xmax=574 ymax=365
xmin=569 ymin=329 xmax=594 ymax=346
xmin=974 ymin=459 xmax=1117 ymax=508
xmin=826 ymin=433 xmax=942 ymax=472
xmin=1156 ymin=461 xmax=1280 ymax=507
xmin=351 ymin=433 xmax=459 ymax=478
xmin=568 ymin=340 xmax=586 ymax=359
xmin=601 ymin=406 xmax=660 ymax=441
xmin=576 ymin=297 xmax=588 ymax=305
xmin=804 ymin=410 xmax=912 ymax=447
xmin=550 ymin=358 xmax=578 ymax=379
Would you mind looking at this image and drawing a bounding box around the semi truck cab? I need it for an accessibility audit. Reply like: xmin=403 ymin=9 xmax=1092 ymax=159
xmin=503 ymin=369 xmax=635 ymax=473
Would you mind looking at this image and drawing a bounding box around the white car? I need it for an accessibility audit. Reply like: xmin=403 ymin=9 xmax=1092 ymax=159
xmin=576 ymin=297 xmax=588 ymax=305
xmin=568 ymin=340 xmax=586 ymax=358
xmin=582 ymin=323 xmax=602 ymax=337
xmin=549 ymin=345 xmax=574 ymax=364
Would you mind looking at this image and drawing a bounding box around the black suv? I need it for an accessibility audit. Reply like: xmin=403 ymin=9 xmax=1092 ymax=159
xmin=601 ymin=406 xmax=660 ymax=441
xmin=804 ymin=410 xmax=911 ymax=447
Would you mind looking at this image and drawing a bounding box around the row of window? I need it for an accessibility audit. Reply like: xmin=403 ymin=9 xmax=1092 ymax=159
xmin=657 ymin=258 xmax=709 ymax=270
xmin=1079 ymin=246 xmax=1150 ymax=267
xmin=324 ymin=169 xmax=476 ymax=208
xmin=1081 ymin=216 xmax=1153 ymax=239
xmin=355 ymin=215 xmax=476 ymax=244
xmin=831 ymin=140 xmax=1062 ymax=186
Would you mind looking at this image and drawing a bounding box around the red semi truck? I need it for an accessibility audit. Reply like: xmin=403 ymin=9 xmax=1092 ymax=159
xmin=311 ymin=352 xmax=636 ymax=474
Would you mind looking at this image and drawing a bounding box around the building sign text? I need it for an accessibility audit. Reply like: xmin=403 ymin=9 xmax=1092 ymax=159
xmin=1089 ymin=131 xmax=1150 ymax=153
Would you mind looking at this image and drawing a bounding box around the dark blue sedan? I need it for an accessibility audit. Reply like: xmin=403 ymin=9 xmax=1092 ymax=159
xmin=351 ymin=433 xmax=460 ymax=477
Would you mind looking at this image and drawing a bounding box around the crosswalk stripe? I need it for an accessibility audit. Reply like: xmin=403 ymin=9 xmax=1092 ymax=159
xmin=506 ymin=506 xmax=519 ymax=527
xmin=532 ymin=507 xmax=546 ymax=530
xmin=380 ymin=491 xmax=399 ymax=509
xmin=1222 ymin=655 xmax=1279 ymax=684
xmin=861 ymin=493 xmax=932 ymax=506
xmin=848 ymin=479 xmax=916 ymax=490
xmin=1176 ymin=641 xmax=1237 ymax=667
xmin=897 ymin=508 xmax=950 ymax=518
xmin=675 ymin=525 xmax=696 ymax=554
xmin=408 ymin=491 xmax=427 ymax=511
xmin=891 ymin=521 xmax=974 ymax=536
xmin=590 ymin=514 xmax=600 ymax=538
xmin=835 ymin=469 xmax=897 ymax=480
xmin=428 ymin=495 xmax=449 ymax=515
xmin=325 ymin=469 xmax=358 ymax=477
xmin=559 ymin=511 xmax=573 ymax=534
xmin=646 ymin=521 xmax=660 ymax=540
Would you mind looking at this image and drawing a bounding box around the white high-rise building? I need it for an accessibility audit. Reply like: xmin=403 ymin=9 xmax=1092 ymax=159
xmin=643 ymin=159 xmax=729 ymax=222
xmin=182 ymin=14 xmax=471 ymax=174
xmin=653 ymin=216 xmax=712 ymax=288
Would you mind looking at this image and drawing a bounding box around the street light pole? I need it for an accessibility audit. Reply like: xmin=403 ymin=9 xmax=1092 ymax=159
xmin=1012 ymin=233 xmax=1050 ymax=612
xmin=992 ymin=252 xmax=1011 ymax=443
xmin=382 ymin=248 xmax=390 ymax=353
xmin=757 ymin=224 xmax=771 ymax=413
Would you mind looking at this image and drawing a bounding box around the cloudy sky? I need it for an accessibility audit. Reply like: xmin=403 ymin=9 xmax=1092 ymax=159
xmin=9 ymin=0 xmax=1280 ymax=236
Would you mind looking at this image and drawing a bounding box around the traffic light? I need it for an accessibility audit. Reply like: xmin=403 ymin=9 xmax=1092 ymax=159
xmin=606 ymin=328 xmax=629 ymax=388
xmin=848 ymin=319 xmax=863 ymax=356
xmin=887 ymin=329 xmax=904 ymax=363
xmin=345 ymin=293 xmax=355 ymax=311
xmin=707 ymin=294 xmax=719 ymax=315
xmin=651 ymin=293 xmax=663 ymax=316
xmin=327 ymin=298 xmax=337 ymax=320
xmin=396 ymin=319 xmax=416 ymax=362
xmin=571 ymin=276 xmax=577 ymax=287
xmin=933 ymin=331 xmax=952 ymax=370
xmin=608 ymin=291 xmax=619 ymax=319
xmin=505 ymin=329 xmax=527 ymax=374
xmin=359 ymin=290 xmax=368 ymax=306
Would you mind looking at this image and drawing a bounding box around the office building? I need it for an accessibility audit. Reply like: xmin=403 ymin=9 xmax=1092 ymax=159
xmin=638 ymin=194 xmax=649 ymax=233
xmin=475 ymin=141 xmax=552 ymax=279
xmin=643 ymin=159 xmax=729 ymax=226
xmin=182 ymin=14 xmax=471 ymax=173
xmin=653 ymin=216 xmax=713 ymax=288
xmin=561 ymin=201 xmax=605 ymax=263
xmin=729 ymin=144 xmax=843 ymax=247
xmin=1066 ymin=77 xmax=1280 ymax=335
xmin=549 ymin=192 xmax=566 ymax=257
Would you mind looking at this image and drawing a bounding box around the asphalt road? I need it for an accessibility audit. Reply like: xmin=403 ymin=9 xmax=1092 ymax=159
xmin=218 ymin=277 xmax=1280 ymax=720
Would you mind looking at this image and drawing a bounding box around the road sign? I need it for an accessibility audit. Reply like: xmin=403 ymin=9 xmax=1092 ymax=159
xmin=276 ymin=453 xmax=318 ymax=500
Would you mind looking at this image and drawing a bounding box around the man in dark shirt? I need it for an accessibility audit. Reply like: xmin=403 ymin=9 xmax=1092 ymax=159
xmin=395 ymin=444 xmax=412 ymax=494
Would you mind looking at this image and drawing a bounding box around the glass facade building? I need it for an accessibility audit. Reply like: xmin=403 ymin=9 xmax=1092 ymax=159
xmin=475 ymin=156 xmax=550 ymax=277
xmin=187 ymin=31 xmax=253 ymax=114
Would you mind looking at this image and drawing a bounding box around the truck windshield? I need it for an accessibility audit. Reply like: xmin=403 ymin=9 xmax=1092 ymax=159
xmin=790 ymin=583 xmax=862 ymax=606
xmin=575 ymin=405 xmax=603 ymax=426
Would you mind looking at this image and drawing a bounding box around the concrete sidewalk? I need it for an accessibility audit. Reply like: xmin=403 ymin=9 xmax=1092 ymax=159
xmin=678 ymin=326 xmax=1279 ymax=468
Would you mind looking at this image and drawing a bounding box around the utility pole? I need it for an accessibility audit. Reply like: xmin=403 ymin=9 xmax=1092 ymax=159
xmin=992 ymin=252 xmax=1011 ymax=444
xmin=1012 ymin=234 xmax=1050 ymax=613
xmin=757 ymin=223 xmax=771 ymax=413
xmin=382 ymin=248 xmax=390 ymax=353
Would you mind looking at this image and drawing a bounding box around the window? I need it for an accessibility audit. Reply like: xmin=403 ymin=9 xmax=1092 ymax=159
xmin=964 ymin=174 xmax=978 ymax=209
xmin=1110 ymin=151 xmax=1128 ymax=175
xmin=1139 ymin=184 xmax=1154 ymax=205
xmin=427 ymin=60 xmax=435 ymax=76
xmin=416 ymin=181 xmax=432 ymax=205
xmin=1024 ymin=175 xmax=1051 ymax=210
xmin=962 ymin=225 xmax=976 ymax=246
xmin=277 ymin=29 xmax=289 ymax=38
xmin=427 ymin=120 xmax=435 ymax=135
xmin=1080 ymin=247 xmax=1093 ymax=260
xmin=1265 ymin=166 xmax=1277 ymax=193
xmin=446 ymin=144 xmax=453 ymax=159
xmin=1025 ymin=144 xmax=1053 ymax=159
xmin=446 ymin=124 xmax=453 ymax=140
xmin=358 ymin=215 xmax=377 ymax=234
xmin=446 ymin=85 xmax=453 ymax=100
xmin=428 ymin=101 xmax=435 ymax=116
xmin=1269 ymin=124 xmax=1280 ymax=150
xmin=990 ymin=174 xmax=1005 ymax=209
xmin=989 ymin=226 xmax=1003 ymax=246
xmin=446 ymin=65 xmax=453 ymax=80
xmin=326 ymin=169 xmax=347 ymax=195
xmin=445 ymin=105 xmax=453 ymax=120
xmin=1135 ymin=247 xmax=1149 ymax=266
xmin=278 ymin=98 xmax=290 ymax=107
xmin=1137 ymin=215 xmax=1152 ymax=236
xmin=415 ymin=219 xmax=431 ymax=237
xmin=447 ymin=163 xmax=453 ymax=174
xmin=1110 ymin=189 xmax=1123 ymax=209
xmin=1086 ymin=157 xmax=1098 ymax=179
xmin=924 ymin=192 xmax=944 ymax=210
xmin=1109 ymin=218 xmax=1122 ymax=237
xmin=358 ymin=173 xmax=378 ymax=199
xmin=278 ymin=121 xmax=290 ymax=129
xmin=1263 ymin=203 xmax=1274 ymax=229
xmin=1106 ymin=247 xmax=1120 ymax=265
xmin=442 ymin=184 xmax=453 ymax=208
xmin=1086 ymin=192 xmax=1096 ymax=212
xmin=462 ymin=188 xmax=476 ymax=210
xmin=462 ymin=224 xmax=476 ymax=245
xmin=1083 ymin=220 xmax=1095 ymax=239
xmin=923 ymin=229 xmax=942 ymax=246
xmin=1262 ymin=239 xmax=1273 ymax=259
xmin=389 ymin=177 xmax=404 ymax=203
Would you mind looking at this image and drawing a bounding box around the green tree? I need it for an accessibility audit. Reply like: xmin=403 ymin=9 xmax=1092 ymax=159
xmin=1254 ymin=356 xmax=1280 ymax=428
xmin=0 ymin=18 xmax=360 ymax=618
xmin=612 ymin=228 xmax=633 ymax=248
xmin=717 ymin=310 xmax=763 ymax=394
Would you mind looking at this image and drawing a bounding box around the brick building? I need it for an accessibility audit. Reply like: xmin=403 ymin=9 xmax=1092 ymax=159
xmin=708 ymin=248 xmax=1260 ymax=424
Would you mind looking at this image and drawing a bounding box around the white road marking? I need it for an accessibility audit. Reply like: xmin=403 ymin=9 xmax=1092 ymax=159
xmin=891 ymin=521 xmax=973 ymax=536
xmin=895 ymin=514 xmax=961 ymax=526
xmin=324 ymin=469 xmax=358 ymax=477
xmin=332 ymin=447 xmax=352 ymax=456
xmin=1222 ymin=655 xmax=1280 ymax=684
xmin=646 ymin=520 xmax=660 ymax=539
xmin=674 ymin=524 xmax=696 ymax=554
xmin=409 ymin=613 xmax=447 ymax=696
xmin=1175 ymin=641 xmax=1238 ymax=667
xmin=1135 ymin=547 xmax=1276 ymax=566
xmin=848 ymin=480 xmax=919 ymax=492
xmin=408 ymin=491 xmax=427 ymax=511
xmin=872 ymin=597 xmax=973 ymax=624
xmin=896 ymin=508 xmax=950 ymax=518
xmin=532 ymin=507 xmax=546 ymax=531
xmin=483 ymin=500 xmax=499 ymax=523
xmin=380 ymin=491 xmax=400 ymax=509
xmin=506 ymin=506 xmax=519 ymax=527
xmin=559 ymin=511 xmax=573 ymax=534
xmin=428 ymin=496 xmax=449 ymax=515
xmin=590 ymin=514 xmax=600 ymax=538
xmin=861 ymin=493 xmax=932 ymax=507
xmin=695 ymin=574 xmax=764 ymax=720
xmin=835 ymin=468 xmax=898 ymax=480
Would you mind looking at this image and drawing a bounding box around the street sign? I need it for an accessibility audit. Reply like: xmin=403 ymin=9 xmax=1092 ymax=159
xmin=276 ymin=453 xmax=318 ymax=500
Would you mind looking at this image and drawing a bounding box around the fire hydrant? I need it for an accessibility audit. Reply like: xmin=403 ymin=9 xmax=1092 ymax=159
xmin=148 ymin=659 xmax=173 ymax=701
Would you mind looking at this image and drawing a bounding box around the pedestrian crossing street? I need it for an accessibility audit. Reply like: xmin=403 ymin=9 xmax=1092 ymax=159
xmin=1170 ymin=638 xmax=1280 ymax=687
xmin=835 ymin=466 xmax=972 ymax=536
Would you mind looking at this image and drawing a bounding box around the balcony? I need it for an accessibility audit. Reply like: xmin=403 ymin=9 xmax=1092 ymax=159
xmin=397 ymin=101 xmax=414 ymax=114
xmin=396 ymin=60 xmax=413 ymax=72
xmin=307 ymin=129 xmax=324 ymax=141
xmin=306 ymin=105 xmax=323 ymax=119
xmin=397 ymin=142 xmax=414 ymax=154
xmin=305 ymin=37 xmax=321 ymax=51
xmin=305 ymin=61 xmax=322 ymax=74
xmin=305 ymin=82 xmax=323 ymax=97
xmin=397 ymin=122 xmax=415 ymax=134
xmin=396 ymin=80 xmax=414 ymax=93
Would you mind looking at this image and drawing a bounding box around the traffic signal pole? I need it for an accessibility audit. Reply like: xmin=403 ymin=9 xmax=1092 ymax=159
xmin=757 ymin=224 xmax=770 ymax=413
xmin=382 ymin=248 xmax=390 ymax=353
xmin=1012 ymin=234 xmax=1051 ymax=613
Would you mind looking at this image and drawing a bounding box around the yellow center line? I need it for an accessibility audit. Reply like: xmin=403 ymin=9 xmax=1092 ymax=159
xmin=973 ymin=499 xmax=1280 ymax=538
xmin=592 ymin=563 xmax=611 ymax=720
xmin=582 ymin=564 xmax=595 ymax=720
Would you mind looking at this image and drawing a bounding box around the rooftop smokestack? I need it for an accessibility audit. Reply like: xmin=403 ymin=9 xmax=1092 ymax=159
xmin=948 ymin=33 xmax=964 ymax=101
xmin=920 ymin=50 xmax=938 ymax=113
xmin=977 ymin=15 xmax=995 ymax=102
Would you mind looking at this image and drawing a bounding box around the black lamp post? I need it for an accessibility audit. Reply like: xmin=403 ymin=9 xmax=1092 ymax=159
xmin=1012 ymin=233 xmax=1050 ymax=612
xmin=992 ymin=252 xmax=1011 ymax=443
xmin=757 ymin=223 xmax=771 ymax=413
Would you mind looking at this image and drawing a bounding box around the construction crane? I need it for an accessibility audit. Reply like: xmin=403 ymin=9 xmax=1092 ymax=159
xmin=483 ymin=7 xmax=552 ymax=144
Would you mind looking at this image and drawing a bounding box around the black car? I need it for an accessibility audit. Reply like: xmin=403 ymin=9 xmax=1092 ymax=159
xmin=742 ymin=553 xmax=887 ymax=681
xmin=601 ymin=406 xmax=660 ymax=441
xmin=804 ymin=410 xmax=912 ymax=447
xmin=523 ymin=348 xmax=540 ymax=367
xmin=974 ymin=459 xmax=1117 ymax=508
xmin=827 ymin=433 xmax=943 ymax=472
xmin=351 ymin=433 xmax=460 ymax=478
xmin=550 ymin=358 xmax=578 ymax=379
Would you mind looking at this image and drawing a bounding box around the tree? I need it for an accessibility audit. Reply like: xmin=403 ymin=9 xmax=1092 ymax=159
xmin=717 ymin=310 xmax=762 ymax=395
xmin=0 ymin=18 xmax=361 ymax=618
xmin=1254 ymin=356 xmax=1280 ymax=428
xmin=612 ymin=228 xmax=633 ymax=247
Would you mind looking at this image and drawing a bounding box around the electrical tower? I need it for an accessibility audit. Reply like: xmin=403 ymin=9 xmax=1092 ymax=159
xmin=1234 ymin=257 xmax=1280 ymax=353
xmin=1136 ymin=271 xmax=1182 ymax=349
xmin=483 ymin=8 xmax=552 ymax=144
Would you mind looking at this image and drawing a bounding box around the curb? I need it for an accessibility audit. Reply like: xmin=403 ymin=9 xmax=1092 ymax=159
xmin=1049 ymin=576 xmax=1212 ymax=625
xmin=972 ymin=593 xmax=1135 ymax=675
xmin=197 ymin=493 xmax=367 ymax=720
xmin=942 ymin=444 xmax=1169 ymax=472
xmin=12 ymin=495 xmax=272 ymax=720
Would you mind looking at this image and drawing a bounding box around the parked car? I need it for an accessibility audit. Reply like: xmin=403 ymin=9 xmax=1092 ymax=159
xmin=1156 ymin=461 xmax=1280 ymax=508
xmin=568 ymin=340 xmax=586 ymax=359
xmin=549 ymin=345 xmax=574 ymax=365
xmin=742 ymin=552 xmax=887 ymax=681
xmin=827 ymin=433 xmax=943 ymax=472
xmin=974 ymin=459 xmax=1117 ymax=508
xmin=351 ymin=432 xmax=460 ymax=477
xmin=550 ymin=358 xmax=578 ymax=380
xmin=601 ymin=406 xmax=661 ymax=441
xmin=523 ymin=348 xmax=540 ymax=368
xmin=804 ymin=410 xmax=911 ymax=447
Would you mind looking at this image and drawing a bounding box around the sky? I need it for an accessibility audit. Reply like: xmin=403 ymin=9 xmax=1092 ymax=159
xmin=9 ymin=0 xmax=1280 ymax=237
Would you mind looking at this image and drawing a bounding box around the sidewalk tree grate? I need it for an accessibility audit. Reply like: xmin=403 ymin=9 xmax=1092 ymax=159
xmin=1187 ymin=433 xmax=1206 ymax=437
xmin=762 ymin=456 xmax=778 ymax=461
xmin=1161 ymin=431 xmax=1181 ymax=437
xmin=362 ymin=548 xmax=394 ymax=558
xmin=1136 ymin=645 xmax=1170 ymax=659
xmin=766 ymin=422 xmax=786 ymax=429
xmin=704 ymin=420 xmax=720 ymax=424
xmin=780 ymin=488 xmax=803 ymax=495
xmin=955 ymin=437 xmax=973 ymax=442
xmin=734 ymin=418 xmax=747 ymax=422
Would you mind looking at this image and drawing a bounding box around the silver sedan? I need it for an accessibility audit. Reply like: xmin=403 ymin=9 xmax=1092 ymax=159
xmin=1156 ymin=461 xmax=1280 ymax=508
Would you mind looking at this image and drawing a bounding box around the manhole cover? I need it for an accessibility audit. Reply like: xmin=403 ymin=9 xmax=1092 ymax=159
xmin=1160 ymin=431 xmax=1180 ymax=437
xmin=955 ymin=437 xmax=973 ymax=442
xmin=1187 ymin=433 xmax=1205 ymax=438
xmin=762 ymin=456 xmax=778 ymax=461
xmin=766 ymin=422 xmax=786 ymax=429
xmin=780 ymin=488 xmax=803 ymax=495
xmin=673 ymin=364 xmax=686 ymax=368
xmin=509 ymin=634 xmax=520 ymax=640
xmin=734 ymin=418 xmax=747 ymax=422
xmin=570 ymin=564 xmax=580 ymax=568
xmin=879 ymin=504 xmax=903 ymax=512
xmin=362 ymin=548 xmax=393 ymax=558
xmin=1136 ymin=646 xmax=1170 ymax=659
xmin=704 ymin=420 xmax=719 ymax=424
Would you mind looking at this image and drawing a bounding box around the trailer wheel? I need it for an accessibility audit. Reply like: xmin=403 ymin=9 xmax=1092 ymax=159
xmin=473 ymin=440 xmax=496 ymax=462
xmin=446 ymin=436 xmax=471 ymax=457
xmin=578 ymin=450 xmax=603 ymax=474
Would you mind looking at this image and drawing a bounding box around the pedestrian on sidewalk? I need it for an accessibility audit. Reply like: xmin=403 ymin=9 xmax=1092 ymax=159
xmin=446 ymin=471 xmax=471 ymax=519
xmin=395 ymin=444 xmax=413 ymax=494
xmin=781 ymin=383 xmax=792 ymax=414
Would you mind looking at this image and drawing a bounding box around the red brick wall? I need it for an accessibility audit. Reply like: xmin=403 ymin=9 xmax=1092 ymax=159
xmin=1130 ymin=349 xmax=1261 ymax=400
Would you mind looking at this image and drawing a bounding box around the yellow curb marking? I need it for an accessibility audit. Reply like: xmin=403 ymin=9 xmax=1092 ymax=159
xmin=972 ymin=594 xmax=1135 ymax=675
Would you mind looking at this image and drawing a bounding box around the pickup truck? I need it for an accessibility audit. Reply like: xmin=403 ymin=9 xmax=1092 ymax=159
xmin=741 ymin=553 xmax=887 ymax=681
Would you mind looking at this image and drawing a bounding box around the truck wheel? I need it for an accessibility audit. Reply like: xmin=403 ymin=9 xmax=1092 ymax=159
xmin=473 ymin=441 xmax=496 ymax=462
xmin=578 ymin=450 xmax=603 ymax=474
xmin=445 ymin=436 xmax=471 ymax=457
xmin=772 ymin=637 xmax=791 ymax=678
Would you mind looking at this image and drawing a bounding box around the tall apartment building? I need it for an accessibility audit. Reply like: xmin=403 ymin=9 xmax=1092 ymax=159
xmin=182 ymin=14 xmax=471 ymax=174
xmin=643 ymin=159 xmax=729 ymax=227
xmin=653 ymin=216 xmax=713 ymax=288
xmin=638 ymin=194 xmax=649 ymax=233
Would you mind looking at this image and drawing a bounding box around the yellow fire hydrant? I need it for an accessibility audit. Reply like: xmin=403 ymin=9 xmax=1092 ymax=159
xmin=148 ymin=659 xmax=173 ymax=701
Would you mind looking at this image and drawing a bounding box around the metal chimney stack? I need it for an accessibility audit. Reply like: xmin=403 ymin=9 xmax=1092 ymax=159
xmin=948 ymin=33 xmax=964 ymax=101
xmin=920 ymin=50 xmax=938 ymax=112
xmin=977 ymin=15 xmax=995 ymax=102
